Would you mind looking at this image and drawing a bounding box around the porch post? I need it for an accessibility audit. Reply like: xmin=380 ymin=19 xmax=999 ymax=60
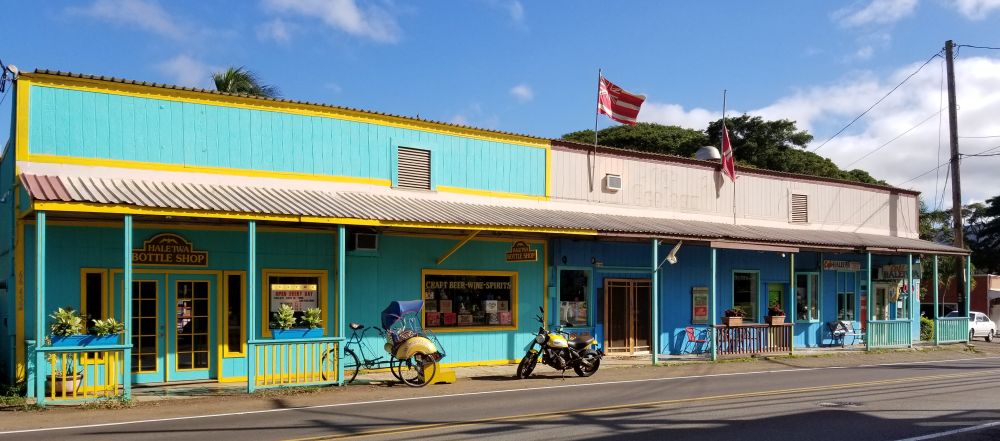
xmin=246 ymin=221 xmax=257 ymax=393
xmin=33 ymin=211 xmax=46 ymax=406
xmin=650 ymin=239 xmax=659 ymax=365
xmin=337 ymin=225 xmax=346 ymax=384
xmin=789 ymin=252 xmax=795 ymax=355
xmin=710 ymin=247 xmax=717 ymax=361
xmin=907 ymin=253 xmax=913 ymax=347
xmin=933 ymin=255 xmax=939 ymax=345
xmin=965 ymin=254 xmax=972 ymax=318
xmin=122 ymin=215 xmax=133 ymax=399
xmin=865 ymin=252 xmax=872 ymax=351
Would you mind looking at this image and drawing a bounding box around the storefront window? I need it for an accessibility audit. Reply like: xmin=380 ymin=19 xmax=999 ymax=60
xmin=263 ymin=270 xmax=327 ymax=335
xmin=733 ymin=271 xmax=759 ymax=322
xmin=796 ymin=273 xmax=820 ymax=322
xmin=423 ymin=270 xmax=517 ymax=330
xmin=558 ymin=269 xmax=590 ymax=327
xmin=81 ymin=270 xmax=106 ymax=322
xmin=224 ymin=272 xmax=244 ymax=356
xmin=837 ymin=271 xmax=856 ymax=321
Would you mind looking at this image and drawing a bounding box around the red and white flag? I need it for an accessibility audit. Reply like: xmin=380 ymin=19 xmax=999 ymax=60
xmin=598 ymin=76 xmax=645 ymax=125
xmin=721 ymin=123 xmax=737 ymax=181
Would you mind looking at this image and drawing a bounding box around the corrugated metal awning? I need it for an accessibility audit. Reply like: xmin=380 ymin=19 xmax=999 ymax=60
xmin=20 ymin=172 xmax=967 ymax=255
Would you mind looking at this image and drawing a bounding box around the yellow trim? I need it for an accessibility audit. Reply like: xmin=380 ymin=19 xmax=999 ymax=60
xmin=14 ymin=221 xmax=24 ymax=382
xmin=545 ymin=147 xmax=552 ymax=198
xmin=171 ymin=277 xmax=213 ymax=372
xmin=26 ymin=153 xmax=393 ymax=187
xmin=439 ymin=358 xmax=517 ymax=368
xmin=421 ymin=268 xmax=518 ymax=333
xmin=220 ymin=271 xmax=247 ymax=358
xmin=217 ymin=376 xmax=248 ymax=383
xmin=261 ymin=269 xmax=329 ymax=339
xmin=15 ymin=77 xmax=31 ymax=171
xmin=31 ymin=201 xmax=600 ymax=236
xmin=436 ymin=186 xmax=548 ymax=201
xmin=22 ymin=73 xmax=551 ymax=150
xmin=436 ymin=230 xmax=481 ymax=265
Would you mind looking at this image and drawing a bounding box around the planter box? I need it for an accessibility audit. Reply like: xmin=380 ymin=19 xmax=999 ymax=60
xmin=723 ymin=317 xmax=744 ymax=326
xmin=766 ymin=315 xmax=786 ymax=326
xmin=50 ymin=335 xmax=120 ymax=347
xmin=46 ymin=373 xmax=83 ymax=396
xmin=272 ymin=328 xmax=324 ymax=339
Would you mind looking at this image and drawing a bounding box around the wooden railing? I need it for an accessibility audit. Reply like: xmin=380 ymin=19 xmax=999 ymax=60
xmin=868 ymin=320 xmax=912 ymax=348
xmin=250 ymin=338 xmax=343 ymax=389
xmin=713 ymin=324 xmax=793 ymax=357
xmin=37 ymin=346 xmax=126 ymax=403
xmin=936 ymin=317 xmax=969 ymax=343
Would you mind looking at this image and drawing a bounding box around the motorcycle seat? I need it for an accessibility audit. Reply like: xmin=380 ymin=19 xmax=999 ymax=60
xmin=570 ymin=336 xmax=594 ymax=350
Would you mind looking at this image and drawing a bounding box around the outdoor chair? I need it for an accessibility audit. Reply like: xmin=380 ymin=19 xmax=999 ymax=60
xmin=827 ymin=320 xmax=863 ymax=347
xmin=685 ymin=326 xmax=710 ymax=353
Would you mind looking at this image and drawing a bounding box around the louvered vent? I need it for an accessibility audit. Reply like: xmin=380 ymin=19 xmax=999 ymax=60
xmin=397 ymin=147 xmax=431 ymax=190
xmin=790 ymin=193 xmax=809 ymax=223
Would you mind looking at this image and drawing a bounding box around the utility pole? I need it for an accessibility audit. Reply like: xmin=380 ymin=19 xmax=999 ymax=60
xmin=945 ymin=40 xmax=966 ymax=314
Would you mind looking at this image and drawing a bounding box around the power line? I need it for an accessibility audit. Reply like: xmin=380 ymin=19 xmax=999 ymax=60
xmin=843 ymin=109 xmax=942 ymax=169
xmin=812 ymin=51 xmax=942 ymax=153
xmin=897 ymin=161 xmax=950 ymax=186
xmin=936 ymin=166 xmax=950 ymax=212
xmin=956 ymin=44 xmax=1000 ymax=50
xmin=934 ymin=57 xmax=945 ymax=211
xmin=959 ymin=134 xmax=1000 ymax=139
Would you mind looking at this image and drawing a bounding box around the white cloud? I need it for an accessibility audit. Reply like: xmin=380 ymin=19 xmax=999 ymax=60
xmin=69 ymin=0 xmax=183 ymax=38
xmin=507 ymin=1 xmax=525 ymax=24
xmin=833 ymin=0 xmax=918 ymax=27
xmin=450 ymin=114 xmax=470 ymax=125
xmin=257 ymin=18 xmax=293 ymax=43
xmin=261 ymin=0 xmax=401 ymax=43
xmin=324 ymin=82 xmax=343 ymax=93
xmin=156 ymin=54 xmax=217 ymax=89
xmin=951 ymin=0 xmax=1000 ymax=19
xmin=637 ymin=103 xmax=721 ymax=131
xmin=509 ymin=83 xmax=534 ymax=103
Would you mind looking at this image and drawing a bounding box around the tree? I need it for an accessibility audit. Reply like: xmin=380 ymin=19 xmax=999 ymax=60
xmin=562 ymin=123 xmax=707 ymax=157
xmin=968 ymin=196 xmax=1000 ymax=273
xmin=212 ymin=66 xmax=279 ymax=98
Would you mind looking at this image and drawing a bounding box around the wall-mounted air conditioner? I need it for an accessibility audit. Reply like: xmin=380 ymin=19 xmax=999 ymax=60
xmin=605 ymin=174 xmax=622 ymax=192
xmin=352 ymin=232 xmax=379 ymax=251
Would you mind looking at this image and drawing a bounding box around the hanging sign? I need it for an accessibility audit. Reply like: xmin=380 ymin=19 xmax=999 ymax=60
xmin=823 ymin=260 xmax=861 ymax=271
xmin=132 ymin=233 xmax=208 ymax=266
xmin=878 ymin=264 xmax=909 ymax=280
xmin=505 ymin=241 xmax=538 ymax=262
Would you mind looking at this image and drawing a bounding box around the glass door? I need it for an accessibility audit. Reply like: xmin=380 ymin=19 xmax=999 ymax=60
xmin=603 ymin=278 xmax=652 ymax=355
xmin=167 ymin=274 xmax=216 ymax=381
xmin=115 ymin=273 xmax=167 ymax=384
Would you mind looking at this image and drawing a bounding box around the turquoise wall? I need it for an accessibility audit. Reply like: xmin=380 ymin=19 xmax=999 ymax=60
xmin=27 ymin=86 xmax=547 ymax=196
xmin=0 ymin=136 xmax=14 ymax=383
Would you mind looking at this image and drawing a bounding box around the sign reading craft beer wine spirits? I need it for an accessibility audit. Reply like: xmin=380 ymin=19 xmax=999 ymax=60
xmin=133 ymin=233 xmax=208 ymax=266
xmin=505 ymin=241 xmax=538 ymax=262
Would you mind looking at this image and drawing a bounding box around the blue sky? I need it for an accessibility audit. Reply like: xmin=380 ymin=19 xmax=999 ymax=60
xmin=2 ymin=0 xmax=1000 ymax=203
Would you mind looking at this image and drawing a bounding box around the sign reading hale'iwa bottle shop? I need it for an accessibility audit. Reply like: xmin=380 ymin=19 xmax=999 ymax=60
xmin=132 ymin=233 xmax=209 ymax=266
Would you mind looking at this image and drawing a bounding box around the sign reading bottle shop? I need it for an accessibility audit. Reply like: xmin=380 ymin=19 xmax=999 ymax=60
xmin=505 ymin=241 xmax=538 ymax=262
xmin=132 ymin=233 xmax=208 ymax=266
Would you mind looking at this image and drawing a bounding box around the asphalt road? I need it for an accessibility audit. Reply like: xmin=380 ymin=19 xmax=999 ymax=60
xmin=5 ymin=357 xmax=1000 ymax=440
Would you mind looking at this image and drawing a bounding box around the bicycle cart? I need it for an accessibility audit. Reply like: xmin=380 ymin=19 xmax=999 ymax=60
xmin=331 ymin=300 xmax=445 ymax=387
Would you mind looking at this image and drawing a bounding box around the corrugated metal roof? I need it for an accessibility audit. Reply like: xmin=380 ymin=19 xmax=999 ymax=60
xmin=20 ymin=173 xmax=965 ymax=254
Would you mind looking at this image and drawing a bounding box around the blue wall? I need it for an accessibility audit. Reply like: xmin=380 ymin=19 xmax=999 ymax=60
xmin=27 ymin=86 xmax=547 ymax=196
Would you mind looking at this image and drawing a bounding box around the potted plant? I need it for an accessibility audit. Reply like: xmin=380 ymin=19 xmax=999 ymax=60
xmin=723 ymin=306 xmax=747 ymax=326
xmin=48 ymin=307 xmax=87 ymax=347
xmin=46 ymin=357 xmax=83 ymax=397
xmin=90 ymin=318 xmax=125 ymax=345
xmin=271 ymin=304 xmax=323 ymax=339
xmin=766 ymin=305 xmax=786 ymax=326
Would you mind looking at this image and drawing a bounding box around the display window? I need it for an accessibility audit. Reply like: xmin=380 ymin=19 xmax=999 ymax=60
xmin=422 ymin=270 xmax=517 ymax=331
xmin=558 ymin=269 xmax=590 ymax=327
xmin=261 ymin=269 xmax=328 ymax=336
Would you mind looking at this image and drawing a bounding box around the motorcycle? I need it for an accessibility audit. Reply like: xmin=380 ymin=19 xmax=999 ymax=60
xmin=516 ymin=307 xmax=603 ymax=378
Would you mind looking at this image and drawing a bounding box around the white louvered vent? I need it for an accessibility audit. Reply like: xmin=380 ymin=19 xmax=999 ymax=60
xmin=790 ymin=193 xmax=809 ymax=224
xmin=397 ymin=147 xmax=431 ymax=190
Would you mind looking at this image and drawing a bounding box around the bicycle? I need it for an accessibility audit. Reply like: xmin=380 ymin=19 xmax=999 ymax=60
xmin=322 ymin=322 xmax=402 ymax=383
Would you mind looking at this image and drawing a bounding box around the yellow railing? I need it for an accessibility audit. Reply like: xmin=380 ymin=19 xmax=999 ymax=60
xmin=45 ymin=350 xmax=123 ymax=401
xmin=252 ymin=339 xmax=340 ymax=388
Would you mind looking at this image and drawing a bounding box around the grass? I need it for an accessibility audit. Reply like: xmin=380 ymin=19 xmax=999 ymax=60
xmin=0 ymin=382 xmax=43 ymax=412
xmin=79 ymin=395 xmax=135 ymax=410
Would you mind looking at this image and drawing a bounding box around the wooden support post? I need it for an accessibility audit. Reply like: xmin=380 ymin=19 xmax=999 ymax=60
xmin=651 ymin=239 xmax=659 ymax=365
xmin=337 ymin=225 xmax=347 ymax=384
xmin=933 ymin=255 xmax=939 ymax=346
xmin=246 ymin=221 xmax=257 ymax=393
xmin=122 ymin=215 xmax=133 ymax=399
xmin=866 ymin=252 xmax=872 ymax=352
xmin=907 ymin=253 xmax=913 ymax=348
xmin=436 ymin=230 xmax=481 ymax=265
xmin=789 ymin=253 xmax=795 ymax=355
xmin=710 ymin=248 xmax=718 ymax=362
xmin=33 ymin=211 xmax=46 ymax=406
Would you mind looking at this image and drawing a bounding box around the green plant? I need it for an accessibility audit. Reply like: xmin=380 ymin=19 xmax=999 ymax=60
xmin=301 ymin=307 xmax=323 ymax=329
xmin=91 ymin=318 xmax=125 ymax=336
xmin=767 ymin=305 xmax=785 ymax=316
xmin=920 ymin=316 xmax=934 ymax=341
xmin=724 ymin=306 xmax=747 ymax=318
xmin=273 ymin=304 xmax=296 ymax=330
xmin=49 ymin=307 xmax=85 ymax=337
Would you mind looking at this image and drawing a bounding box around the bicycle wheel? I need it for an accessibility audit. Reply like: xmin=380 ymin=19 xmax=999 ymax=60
xmin=323 ymin=348 xmax=360 ymax=383
xmin=397 ymin=352 xmax=438 ymax=387
xmin=389 ymin=357 xmax=404 ymax=381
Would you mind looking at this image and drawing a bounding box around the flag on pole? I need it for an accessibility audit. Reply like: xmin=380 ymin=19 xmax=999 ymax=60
xmin=598 ymin=76 xmax=645 ymax=125
xmin=721 ymin=123 xmax=737 ymax=181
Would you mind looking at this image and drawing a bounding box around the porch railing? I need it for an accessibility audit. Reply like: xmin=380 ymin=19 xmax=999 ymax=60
xmin=713 ymin=324 xmax=792 ymax=357
xmin=33 ymin=344 xmax=128 ymax=405
xmin=935 ymin=317 xmax=969 ymax=343
xmin=867 ymin=320 xmax=912 ymax=348
xmin=249 ymin=337 xmax=344 ymax=390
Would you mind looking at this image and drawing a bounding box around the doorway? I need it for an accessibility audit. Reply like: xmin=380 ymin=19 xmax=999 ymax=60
xmin=603 ymin=278 xmax=651 ymax=355
xmin=115 ymin=272 xmax=217 ymax=384
xmin=873 ymin=283 xmax=895 ymax=321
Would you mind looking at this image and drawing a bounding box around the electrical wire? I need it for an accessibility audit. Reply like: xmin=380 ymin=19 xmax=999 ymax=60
xmin=959 ymin=135 xmax=1000 ymax=139
xmin=936 ymin=166 xmax=950 ymax=212
xmin=812 ymin=51 xmax=942 ymax=153
xmin=843 ymin=109 xmax=942 ymax=169
xmin=934 ymin=57 xmax=945 ymax=210
xmin=957 ymin=44 xmax=1000 ymax=51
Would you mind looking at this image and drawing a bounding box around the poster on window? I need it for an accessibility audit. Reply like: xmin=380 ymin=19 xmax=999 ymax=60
xmin=692 ymin=287 xmax=709 ymax=324
xmin=270 ymin=284 xmax=318 ymax=312
xmin=423 ymin=272 xmax=515 ymax=328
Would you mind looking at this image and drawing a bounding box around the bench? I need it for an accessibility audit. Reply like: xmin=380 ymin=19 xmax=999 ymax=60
xmin=828 ymin=320 xmax=863 ymax=347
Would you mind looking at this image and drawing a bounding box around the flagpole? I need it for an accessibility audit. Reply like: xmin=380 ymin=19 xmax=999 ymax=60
xmin=591 ymin=68 xmax=602 ymax=193
xmin=723 ymin=90 xmax=736 ymax=225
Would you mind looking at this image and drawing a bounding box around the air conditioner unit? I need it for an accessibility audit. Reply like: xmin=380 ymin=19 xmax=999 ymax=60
xmin=605 ymin=174 xmax=622 ymax=192
xmin=352 ymin=232 xmax=378 ymax=251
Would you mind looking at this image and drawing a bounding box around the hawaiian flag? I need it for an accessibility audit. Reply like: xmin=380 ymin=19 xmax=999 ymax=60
xmin=721 ymin=123 xmax=737 ymax=181
xmin=598 ymin=76 xmax=645 ymax=125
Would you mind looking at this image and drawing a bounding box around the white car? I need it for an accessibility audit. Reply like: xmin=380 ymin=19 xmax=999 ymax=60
xmin=946 ymin=311 xmax=996 ymax=342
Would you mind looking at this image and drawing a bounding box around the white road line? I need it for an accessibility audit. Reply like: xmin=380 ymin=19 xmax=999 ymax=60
xmin=2 ymin=355 xmax=998 ymax=435
xmin=895 ymin=421 xmax=1000 ymax=440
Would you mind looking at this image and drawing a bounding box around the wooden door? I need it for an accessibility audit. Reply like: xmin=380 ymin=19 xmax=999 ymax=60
xmin=604 ymin=278 xmax=652 ymax=355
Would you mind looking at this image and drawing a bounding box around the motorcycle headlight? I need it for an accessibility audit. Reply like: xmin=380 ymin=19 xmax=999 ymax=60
xmin=535 ymin=334 xmax=545 ymax=344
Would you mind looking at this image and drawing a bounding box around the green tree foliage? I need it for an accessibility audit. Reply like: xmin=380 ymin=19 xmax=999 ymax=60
xmin=562 ymin=123 xmax=707 ymax=157
xmin=968 ymin=195 xmax=1000 ymax=273
xmin=212 ymin=66 xmax=280 ymax=98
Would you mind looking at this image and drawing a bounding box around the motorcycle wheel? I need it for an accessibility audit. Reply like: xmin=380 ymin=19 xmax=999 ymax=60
xmin=573 ymin=350 xmax=601 ymax=377
xmin=516 ymin=354 xmax=537 ymax=379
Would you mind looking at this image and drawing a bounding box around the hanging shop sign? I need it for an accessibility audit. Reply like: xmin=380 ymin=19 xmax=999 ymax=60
xmin=505 ymin=241 xmax=538 ymax=262
xmin=270 ymin=284 xmax=318 ymax=312
xmin=823 ymin=260 xmax=861 ymax=271
xmin=132 ymin=233 xmax=208 ymax=266
xmin=691 ymin=287 xmax=709 ymax=324
xmin=878 ymin=264 xmax=909 ymax=280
